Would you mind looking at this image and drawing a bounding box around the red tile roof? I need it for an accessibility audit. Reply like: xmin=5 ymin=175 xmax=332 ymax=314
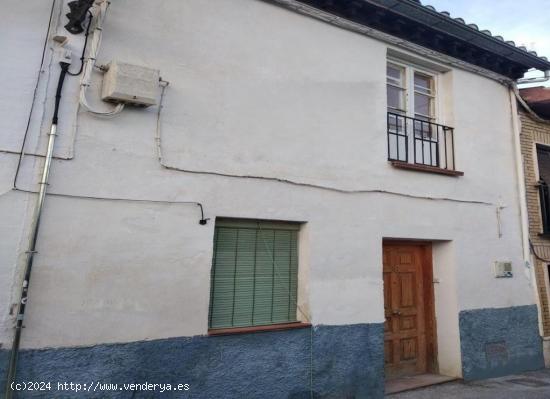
xmin=520 ymin=87 xmax=550 ymax=119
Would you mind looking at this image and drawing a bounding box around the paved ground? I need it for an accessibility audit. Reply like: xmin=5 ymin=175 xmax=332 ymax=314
xmin=389 ymin=369 xmax=550 ymax=399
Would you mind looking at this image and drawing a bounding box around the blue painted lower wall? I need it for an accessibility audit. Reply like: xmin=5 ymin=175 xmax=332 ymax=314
xmin=1 ymin=305 xmax=544 ymax=397
xmin=0 ymin=323 xmax=384 ymax=399
xmin=459 ymin=305 xmax=544 ymax=380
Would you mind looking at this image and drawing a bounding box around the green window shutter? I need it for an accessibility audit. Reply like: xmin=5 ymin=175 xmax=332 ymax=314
xmin=209 ymin=220 xmax=299 ymax=329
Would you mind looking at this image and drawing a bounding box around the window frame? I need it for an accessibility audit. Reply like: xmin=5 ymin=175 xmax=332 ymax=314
xmin=535 ymin=144 xmax=550 ymax=235
xmin=208 ymin=218 xmax=305 ymax=333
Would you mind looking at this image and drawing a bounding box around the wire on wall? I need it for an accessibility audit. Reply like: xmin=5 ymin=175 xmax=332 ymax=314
xmin=78 ymin=0 xmax=124 ymax=117
xmin=12 ymin=188 xmax=208 ymax=225
xmin=6 ymin=2 xmax=209 ymax=226
xmin=11 ymin=0 xmax=58 ymax=189
xmin=154 ymin=82 xmax=496 ymax=207
xmin=67 ymin=12 xmax=92 ymax=76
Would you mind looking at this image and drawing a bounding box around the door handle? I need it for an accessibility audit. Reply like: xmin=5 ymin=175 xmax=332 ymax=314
xmin=392 ymin=310 xmax=401 ymax=316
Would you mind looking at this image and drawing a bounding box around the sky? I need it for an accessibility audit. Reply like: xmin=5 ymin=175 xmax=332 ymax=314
xmin=425 ymin=0 xmax=550 ymax=82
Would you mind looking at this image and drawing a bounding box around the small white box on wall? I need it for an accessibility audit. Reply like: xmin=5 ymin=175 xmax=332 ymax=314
xmin=494 ymin=261 xmax=513 ymax=278
xmin=101 ymin=61 xmax=160 ymax=107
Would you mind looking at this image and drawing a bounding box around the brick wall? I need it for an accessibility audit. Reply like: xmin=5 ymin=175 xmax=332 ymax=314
xmin=520 ymin=111 xmax=550 ymax=336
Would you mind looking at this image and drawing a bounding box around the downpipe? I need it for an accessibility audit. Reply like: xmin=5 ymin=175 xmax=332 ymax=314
xmin=4 ymin=61 xmax=70 ymax=399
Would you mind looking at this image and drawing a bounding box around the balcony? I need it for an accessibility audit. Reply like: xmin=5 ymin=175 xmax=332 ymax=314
xmin=387 ymin=112 xmax=463 ymax=176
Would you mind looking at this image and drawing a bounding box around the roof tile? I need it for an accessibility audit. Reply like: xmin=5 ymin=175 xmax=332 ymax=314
xmin=422 ymin=0 xmax=545 ymax=59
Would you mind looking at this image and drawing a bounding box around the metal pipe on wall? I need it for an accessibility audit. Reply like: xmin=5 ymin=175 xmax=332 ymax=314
xmin=4 ymin=61 xmax=70 ymax=399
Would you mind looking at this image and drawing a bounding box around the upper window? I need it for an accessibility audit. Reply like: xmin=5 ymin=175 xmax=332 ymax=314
xmin=208 ymin=219 xmax=300 ymax=330
xmin=537 ymin=145 xmax=550 ymax=234
xmin=386 ymin=62 xmax=436 ymax=121
xmin=386 ymin=61 xmax=457 ymax=173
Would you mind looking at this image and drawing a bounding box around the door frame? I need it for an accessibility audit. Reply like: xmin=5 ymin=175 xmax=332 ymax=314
xmin=383 ymin=239 xmax=439 ymax=376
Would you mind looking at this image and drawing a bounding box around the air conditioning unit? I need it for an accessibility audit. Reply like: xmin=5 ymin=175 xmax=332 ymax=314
xmin=494 ymin=261 xmax=513 ymax=278
xmin=101 ymin=61 xmax=159 ymax=107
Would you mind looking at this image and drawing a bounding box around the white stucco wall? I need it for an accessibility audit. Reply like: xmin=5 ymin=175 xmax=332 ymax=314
xmin=0 ymin=0 xmax=58 ymax=347
xmin=0 ymin=0 xmax=534 ymax=353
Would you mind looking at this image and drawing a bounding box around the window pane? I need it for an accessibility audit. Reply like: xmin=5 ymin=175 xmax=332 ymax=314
xmin=388 ymin=114 xmax=405 ymax=133
xmin=414 ymin=93 xmax=432 ymax=117
xmin=414 ymin=119 xmax=434 ymax=138
xmin=537 ymin=146 xmax=550 ymax=182
xmin=387 ymin=64 xmax=403 ymax=83
xmin=388 ymin=86 xmax=405 ymax=111
xmin=414 ymin=73 xmax=433 ymax=95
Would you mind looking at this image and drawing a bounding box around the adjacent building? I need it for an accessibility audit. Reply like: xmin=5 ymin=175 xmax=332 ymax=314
xmin=1 ymin=0 xmax=549 ymax=398
xmin=519 ymin=86 xmax=550 ymax=366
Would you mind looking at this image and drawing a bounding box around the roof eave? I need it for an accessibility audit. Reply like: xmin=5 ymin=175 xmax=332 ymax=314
xmin=293 ymin=0 xmax=550 ymax=79
xmin=380 ymin=0 xmax=550 ymax=71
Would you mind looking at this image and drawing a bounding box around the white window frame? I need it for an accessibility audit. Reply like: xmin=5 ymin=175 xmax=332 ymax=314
xmin=387 ymin=59 xmax=440 ymax=123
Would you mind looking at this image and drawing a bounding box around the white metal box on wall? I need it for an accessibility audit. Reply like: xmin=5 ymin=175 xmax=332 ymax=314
xmin=494 ymin=261 xmax=513 ymax=278
xmin=101 ymin=61 xmax=160 ymax=107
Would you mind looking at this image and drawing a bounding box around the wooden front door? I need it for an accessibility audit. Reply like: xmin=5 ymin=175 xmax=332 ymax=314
xmin=383 ymin=242 xmax=436 ymax=379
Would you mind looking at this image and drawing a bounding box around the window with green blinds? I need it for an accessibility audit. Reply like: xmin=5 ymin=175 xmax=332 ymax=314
xmin=208 ymin=219 xmax=299 ymax=330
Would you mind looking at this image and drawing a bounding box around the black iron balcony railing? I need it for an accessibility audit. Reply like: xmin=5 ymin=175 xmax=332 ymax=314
xmin=387 ymin=112 xmax=456 ymax=171
xmin=539 ymin=179 xmax=550 ymax=234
